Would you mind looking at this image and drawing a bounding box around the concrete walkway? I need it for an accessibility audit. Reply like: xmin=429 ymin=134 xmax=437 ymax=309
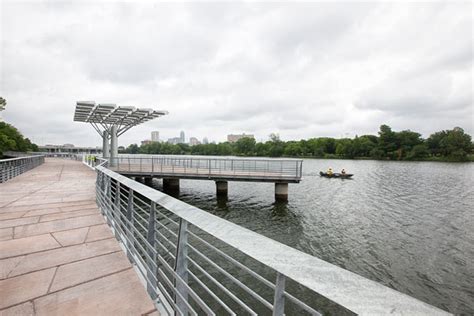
xmin=0 ymin=158 xmax=157 ymax=315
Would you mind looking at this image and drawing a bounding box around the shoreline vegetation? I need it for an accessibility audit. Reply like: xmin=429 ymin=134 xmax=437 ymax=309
xmin=123 ymin=125 xmax=473 ymax=163
xmin=0 ymin=122 xmax=38 ymax=158
xmin=1 ymin=122 xmax=472 ymax=162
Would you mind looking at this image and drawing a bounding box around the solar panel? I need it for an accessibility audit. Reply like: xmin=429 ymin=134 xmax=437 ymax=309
xmin=73 ymin=101 xmax=168 ymax=136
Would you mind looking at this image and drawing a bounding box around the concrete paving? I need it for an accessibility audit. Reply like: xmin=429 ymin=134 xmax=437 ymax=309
xmin=0 ymin=158 xmax=157 ymax=315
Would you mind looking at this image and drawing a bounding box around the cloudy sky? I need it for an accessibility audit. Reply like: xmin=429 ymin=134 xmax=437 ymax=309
xmin=1 ymin=1 xmax=472 ymax=147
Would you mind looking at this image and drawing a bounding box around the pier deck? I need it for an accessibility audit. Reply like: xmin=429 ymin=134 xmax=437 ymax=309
xmin=0 ymin=159 xmax=157 ymax=315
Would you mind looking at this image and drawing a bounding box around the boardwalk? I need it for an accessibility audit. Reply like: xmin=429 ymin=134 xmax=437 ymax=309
xmin=0 ymin=159 xmax=157 ymax=315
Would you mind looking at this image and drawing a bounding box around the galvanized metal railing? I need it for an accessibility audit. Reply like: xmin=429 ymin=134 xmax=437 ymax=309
xmin=94 ymin=160 xmax=450 ymax=316
xmin=109 ymin=155 xmax=303 ymax=182
xmin=0 ymin=155 xmax=45 ymax=183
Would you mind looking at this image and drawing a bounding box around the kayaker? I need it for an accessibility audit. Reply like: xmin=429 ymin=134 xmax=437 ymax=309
xmin=341 ymin=169 xmax=346 ymax=175
xmin=327 ymin=167 xmax=333 ymax=175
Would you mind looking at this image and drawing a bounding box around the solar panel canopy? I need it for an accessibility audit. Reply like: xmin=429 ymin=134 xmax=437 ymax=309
xmin=73 ymin=101 xmax=168 ymax=136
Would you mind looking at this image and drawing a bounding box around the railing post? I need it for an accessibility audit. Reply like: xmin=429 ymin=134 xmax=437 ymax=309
xmin=126 ymin=187 xmax=134 ymax=259
xmin=147 ymin=202 xmax=157 ymax=300
xmin=272 ymin=273 xmax=286 ymax=316
xmin=175 ymin=218 xmax=189 ymax=315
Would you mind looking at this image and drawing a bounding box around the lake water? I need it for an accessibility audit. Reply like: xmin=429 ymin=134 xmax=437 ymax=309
xmin=146 ymin=158 xmax=473 ymax=314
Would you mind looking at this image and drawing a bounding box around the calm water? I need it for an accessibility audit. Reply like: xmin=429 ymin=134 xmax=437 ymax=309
xmin=147 ymin=158 xmax=474 ymax=314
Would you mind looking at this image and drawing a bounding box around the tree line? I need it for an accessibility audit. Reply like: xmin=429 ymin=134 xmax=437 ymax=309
xmin=0 ymin=122 xmax=39 ymax=157
xmin=123 ymin=125 xmax=473 ymax=162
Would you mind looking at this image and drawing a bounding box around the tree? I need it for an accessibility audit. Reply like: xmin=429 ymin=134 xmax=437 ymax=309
xmin=284 ymin=141 xmax=302 ymax=156
xmin=378 ymin=124 xmax=398 ymax=158
xmin=335 ymin=138 xmax=354 ymax=158
xmin=0 ymin=97 xmax=6 ymax=110
xmin=406 ymin=144 xmax=430 ymax=160
xmin=426 ymin=128 xmax=472 ymax=161
xmin=126 ymin=144 xmax=139 ymax=154
xmin=0 ymin=122 xmax=37 ymax=156
xmin=396 ymin=130 xmax=423 ymax=159
xmin=235 ymin=137 xmax=256 ymax=156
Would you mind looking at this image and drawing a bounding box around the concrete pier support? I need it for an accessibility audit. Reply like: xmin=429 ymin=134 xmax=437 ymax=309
xmin=144 ymin=177 xmax=153 ymax=186
xmin=275 ymin=183 xmax=288 ymax=202
xmin=215 ymin=181 xmax=228 ymax=197
xmin=163 ymin=178 xmax=180 ymax=192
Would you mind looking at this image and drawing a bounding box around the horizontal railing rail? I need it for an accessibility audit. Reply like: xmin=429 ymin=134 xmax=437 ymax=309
xmin=0 ymin=155 xmax=45 ymax=183
xmin=3 ymin=151 xmax=85 ymax=159
xmin=109 ymin=155 xmax=303 ymax=181
xmin=94 ymin=164 xmax=450 ymax=316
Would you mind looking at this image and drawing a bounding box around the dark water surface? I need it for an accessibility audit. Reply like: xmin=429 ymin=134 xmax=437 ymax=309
xmin=149 ymin=158 xmax=473 ymax=314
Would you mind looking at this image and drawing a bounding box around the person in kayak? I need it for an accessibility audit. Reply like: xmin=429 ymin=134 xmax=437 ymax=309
xmin=327 ymin=167 xmax=333 ymax=176
xmin=341 ymin=168 xmax=346 ymax=175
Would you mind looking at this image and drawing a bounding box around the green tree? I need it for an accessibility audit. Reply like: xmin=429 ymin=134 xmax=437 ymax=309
xmin=335 ymin=138 xmax=354 ymax=158
xmin=0 ymin=122 xmax=37 ymax=156
xmin=378 ymin=124 xmax=398 ymax=158
xmin=0 ymin=97 xmax=6 ymax=110
xmin=284 ymin=141 xmax=303 ymax=156
xmin=406 ymin=144 xmax=430 ymax=160
xmin=235 ymin=137 xmax=256 ymax=156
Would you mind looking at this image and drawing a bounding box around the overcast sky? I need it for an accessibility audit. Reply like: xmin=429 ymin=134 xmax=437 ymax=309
xmin=1 ymin=1 xmax=472 ymax=147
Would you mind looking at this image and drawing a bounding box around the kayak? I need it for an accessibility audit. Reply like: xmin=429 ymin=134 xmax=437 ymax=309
xmin=319 ymin=171 xmax=353 ymax=178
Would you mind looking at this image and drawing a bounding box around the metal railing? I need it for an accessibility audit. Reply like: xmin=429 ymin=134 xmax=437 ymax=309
xmin=0 ymin=155 xmax=45 ymax=183
xmin=94 ymin=161 xmax=450 ymax=316
xmin=109 ymin=155 xmax=303 ymax=182
xmin=3 ymin=151 xmax=84 ymax=159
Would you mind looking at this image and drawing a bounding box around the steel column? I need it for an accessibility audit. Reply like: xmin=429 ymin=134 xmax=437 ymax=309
xmin=110 ymin=125 xmax=118 ymax=167
xmin=102 ymin=130 xmax=110 ymax=159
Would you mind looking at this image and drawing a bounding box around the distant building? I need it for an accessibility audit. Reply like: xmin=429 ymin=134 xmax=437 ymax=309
xmin=189 ymin=137 xmax=200 ymax=146
xmin=141 ymin=140 xmax=152 ymax=146
xmin=227 ymin=133 xmax=255 ymax=143
xmin=39 ymin=144 xmax=102 ymax=154
xmin=151 ymin=131 xmax=160 ymax=142
xmin=167 ymin=137 xmax=181 ymax=145
xmin=180 ymin=131 xmax=185 ymax=143
xmin=202 ymin=137 xmax=209 ymax=144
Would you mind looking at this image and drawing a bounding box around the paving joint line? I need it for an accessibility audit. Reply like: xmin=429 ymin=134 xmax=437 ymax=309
xmin=0 ymin=267 xmax=134 ymax=312
xmin=4 ymin=249 xmax=123 ymax=281
xmin=1 ymin=234 xmax=115 ymax=260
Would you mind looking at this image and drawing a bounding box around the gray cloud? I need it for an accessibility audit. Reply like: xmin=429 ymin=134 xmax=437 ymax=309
xmin=1 ymin=1 xmax=472 ymax=147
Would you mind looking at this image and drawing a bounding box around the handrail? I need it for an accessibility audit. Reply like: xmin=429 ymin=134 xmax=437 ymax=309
xmin=94 ymin=164 xmax=450 ymax=316
xmin=0 ymin=155 xmax=45 ymax=183
xmin=109 ymin=155 xmax=303 ymax=182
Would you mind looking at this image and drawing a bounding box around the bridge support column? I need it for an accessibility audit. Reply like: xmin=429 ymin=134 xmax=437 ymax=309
xmin=215 ymin=181 xmax=228 ymax=198
xmin=163 ymin=178 xmax=179 ymax=192
xmin=144 ymin=177 xmax=153 ymax=186
xmin=275 ymin=183 xmax=288 ymax=202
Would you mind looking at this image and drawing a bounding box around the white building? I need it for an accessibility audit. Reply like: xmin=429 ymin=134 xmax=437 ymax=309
xmin=151 ymin=131 xmax=160 ymax=142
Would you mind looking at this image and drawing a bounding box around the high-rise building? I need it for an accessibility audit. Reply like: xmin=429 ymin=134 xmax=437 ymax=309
xmin=189 ymin=137 xmax=200 ymax=146
xmin=180 ymin=131 xmax=185 ymax=143
xmin=227 ymin=133 xmax=255 ymax=143
xmin=151 ymin=131 xmax=160 ymax=142
xmin=202 ymin=137 xmax=209 ymax=144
